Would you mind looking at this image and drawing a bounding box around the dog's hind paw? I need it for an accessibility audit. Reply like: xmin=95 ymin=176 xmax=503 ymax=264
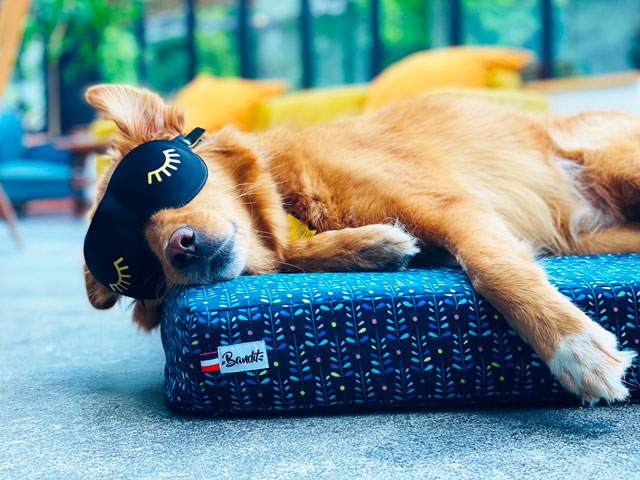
xmin=549 ymin=321 xmax=637 ymax=405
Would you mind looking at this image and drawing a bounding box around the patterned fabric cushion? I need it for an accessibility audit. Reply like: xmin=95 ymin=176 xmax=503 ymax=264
xmin=161 ymin=254 xmax=640 ymax=416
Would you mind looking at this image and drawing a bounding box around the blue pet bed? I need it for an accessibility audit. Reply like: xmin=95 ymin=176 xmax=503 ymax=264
xmin=161 ymin=254 xmax=640 ymax=415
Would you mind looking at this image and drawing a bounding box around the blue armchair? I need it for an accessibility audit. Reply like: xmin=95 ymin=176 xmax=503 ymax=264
xmin=0 ymin=109 xmax=73 ymax=205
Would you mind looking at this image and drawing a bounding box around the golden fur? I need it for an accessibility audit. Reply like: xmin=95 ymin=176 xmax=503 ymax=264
xmin=84 ymin=84 xmax=640 ymax=404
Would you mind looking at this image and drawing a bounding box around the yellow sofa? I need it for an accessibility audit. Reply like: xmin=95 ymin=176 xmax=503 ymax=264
xmin=253 ymin=84 xmax=369 ymax=130
xmin=174 ymin=47 xmax=544 ymax=132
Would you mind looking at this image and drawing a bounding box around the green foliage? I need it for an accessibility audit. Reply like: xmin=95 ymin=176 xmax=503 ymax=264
xmin=464 ymin=0 xmax=539 ymax=47
xmin=98 ymin=24 xmax=140 ymax=84
xmin=23 ymin=0 xmax=141 ymax=82
xmin=382 ymin=0 xmax=429 ymax=66
xmin=196 ymin=4 xmax=239 ymax=77
xmin=147 ymin=37 xmax=189 ymax=94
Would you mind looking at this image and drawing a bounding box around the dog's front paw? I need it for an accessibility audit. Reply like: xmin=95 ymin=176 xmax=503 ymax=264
xmin=549 ymin=320 xmax=636 ymax=405
xmin=353 ymin=224 xmax=420 ymax=271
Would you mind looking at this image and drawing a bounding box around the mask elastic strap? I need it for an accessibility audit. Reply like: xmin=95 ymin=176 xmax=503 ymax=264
xmin=173 ymin=127 xmax=205 ymax=148
xmin=181 ymin=127 xmax=205 ymax=148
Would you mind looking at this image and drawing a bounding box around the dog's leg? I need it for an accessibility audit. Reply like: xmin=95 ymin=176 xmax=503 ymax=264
xmin=572 ymin=222 xmax=640 ymax=254
xmin=439 ymin=207 xmax=635 ymax=404
xmin=281 ymin=224 xmax=419 ymax=273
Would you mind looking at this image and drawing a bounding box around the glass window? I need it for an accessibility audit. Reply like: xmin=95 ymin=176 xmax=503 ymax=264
xmin=196 ymin=0 xmax=239 ymax=77
xmin=462 ymin=0 xmax=541 ymax=78
xmin=3 ymin=38 xmax=47 ymax=132
xmin=429 ymin=0 xmax=452 ymax=49
xmin=382 ymin=0 xmax=429 ymax=68
xmin=253 ymin=0 xmax=302 ymax=88
xmin=463 ymin=0 xmax=540 ymax=51
xmin=554 ymin=0 xmax=640 ymax=76
xmin=313 ymin=0 xmax=371 ymax=86
xmin=145 ymin=1 xmax=190 ymax=94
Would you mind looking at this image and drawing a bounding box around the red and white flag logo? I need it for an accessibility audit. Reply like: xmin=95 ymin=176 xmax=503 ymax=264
xmin=199 ymin=351 xmax=220 ymax=372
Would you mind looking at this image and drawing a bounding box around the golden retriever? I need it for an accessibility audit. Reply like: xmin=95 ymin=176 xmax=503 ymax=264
xmin=84 ymin=84 xmax=638 ymax=404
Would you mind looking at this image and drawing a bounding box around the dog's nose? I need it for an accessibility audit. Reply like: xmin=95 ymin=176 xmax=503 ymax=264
xmin=166 ymin=226 xmax=197 ymax=269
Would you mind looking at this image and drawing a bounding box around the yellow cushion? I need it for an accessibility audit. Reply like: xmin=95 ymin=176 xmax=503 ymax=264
xmin=91 ymin=119 xmax=118 ymax=178
xmin=486 ymin=68 xmax=523 ymax=89
xmin=365 ymin=46 xmax=532 ymax=111
xmin=89 ymin=119 xmax=119 ymax=139
xmin=420 ymin=87 xmax=549 ymax=112
xmin=174 ymin=74 xmax=287 ymax=132
xmin=253 ymin=85 xmax=369 ymax=129
xmin=95 ymin=153 xmax=112 ymax=178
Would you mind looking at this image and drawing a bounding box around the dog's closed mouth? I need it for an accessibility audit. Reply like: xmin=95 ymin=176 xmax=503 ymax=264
xmin=167 ymin=224 xmax=237 ymax=278
xmin=208 ymin=236 xmax=235 ymax=271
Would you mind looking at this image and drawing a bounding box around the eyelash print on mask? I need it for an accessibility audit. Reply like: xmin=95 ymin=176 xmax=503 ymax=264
xmin=147 ymin=148 xmax=181 ymax=184
xmin=109 ymin=257 xmax=132 ymax=293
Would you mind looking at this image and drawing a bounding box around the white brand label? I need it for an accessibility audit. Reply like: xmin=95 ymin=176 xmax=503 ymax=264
xmin=217 ymin=340 xmax=269 ymax=374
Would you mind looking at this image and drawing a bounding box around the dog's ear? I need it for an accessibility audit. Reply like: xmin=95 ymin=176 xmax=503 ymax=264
xmin=84 ymin=263 xmax=163 ymax=330
xmin=85 ymin=84 xmax=185 ymax=155
xmin=212 ymin=125 xmax=261 ymax=186
xmin=212 ymin=125 xmax=288 ymax=254
xmin=132 ymin=299 xmax=163 ymax=331
xmin=84 ymin=264 xmax=119 ymax=309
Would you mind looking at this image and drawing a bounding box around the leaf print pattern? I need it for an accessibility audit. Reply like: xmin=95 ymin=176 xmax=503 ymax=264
xmin=161 ymin=254 xmax=640 ymax=415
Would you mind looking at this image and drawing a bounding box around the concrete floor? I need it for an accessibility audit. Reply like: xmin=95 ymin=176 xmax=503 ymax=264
xmin=1 ymin=216 xmax=640 ymax=480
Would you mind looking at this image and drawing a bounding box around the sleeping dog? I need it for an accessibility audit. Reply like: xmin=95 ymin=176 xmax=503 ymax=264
xmin=84 ymin=84 xmax=638 ymax=405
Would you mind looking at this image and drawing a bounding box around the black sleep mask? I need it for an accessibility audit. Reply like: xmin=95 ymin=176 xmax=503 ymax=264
xmin=84 ymin=128 xmax=208 ymax=300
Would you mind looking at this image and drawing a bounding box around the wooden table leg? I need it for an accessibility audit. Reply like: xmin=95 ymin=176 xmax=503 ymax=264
xmin=0 ymin=181 xmax=22 ymax=247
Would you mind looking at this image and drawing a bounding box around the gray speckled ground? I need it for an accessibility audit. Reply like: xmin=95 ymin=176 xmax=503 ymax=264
xmin=1 ymin=216 xmax=640 ymax=480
